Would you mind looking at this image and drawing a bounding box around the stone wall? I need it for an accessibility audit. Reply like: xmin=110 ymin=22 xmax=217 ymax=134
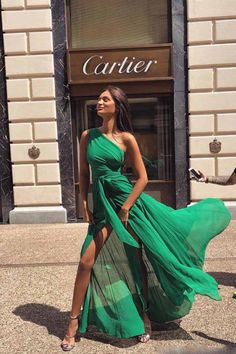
xmin=188 ymin=0 xmax=236 ymax=206
xmin=2 ymin=0 xmax=236 ymax=222
xmin=1 ymin=0 xmax=66 ymax=222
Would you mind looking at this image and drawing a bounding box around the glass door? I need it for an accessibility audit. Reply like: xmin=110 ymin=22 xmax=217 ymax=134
xmin=72 ymin=94 xmax=175 ymax=219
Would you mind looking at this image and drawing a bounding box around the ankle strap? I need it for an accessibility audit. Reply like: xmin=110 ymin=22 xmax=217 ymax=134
xmin=70 ymin=314 xmax=79 ymax=320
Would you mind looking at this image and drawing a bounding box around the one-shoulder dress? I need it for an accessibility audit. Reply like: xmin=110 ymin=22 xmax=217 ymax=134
xmin=78 ymin=127 xmax=231 ymax=338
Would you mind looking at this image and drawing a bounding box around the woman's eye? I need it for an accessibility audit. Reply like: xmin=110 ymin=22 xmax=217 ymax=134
xmin=102 ymin=96 xmax=109 ymax=101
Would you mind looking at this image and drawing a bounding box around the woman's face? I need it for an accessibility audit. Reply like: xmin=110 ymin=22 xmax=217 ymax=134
xmin=96 ymin=90 xmax=116 ymax=118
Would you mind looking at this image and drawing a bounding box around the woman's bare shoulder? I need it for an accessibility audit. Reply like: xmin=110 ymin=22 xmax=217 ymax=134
xmin=81 ymin=129 xmax=95 ymax=141
xmin=81 ymin=129 xmax=89 ymax=137
xmin=80 ymin=130 xmax=90 ymax=146
xmin=121 ymin=131 xmax=137 ymax=145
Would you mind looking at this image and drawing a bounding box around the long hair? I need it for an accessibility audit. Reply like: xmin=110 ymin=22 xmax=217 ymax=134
xmin=104 ymin=85 xmax=133 ymax=132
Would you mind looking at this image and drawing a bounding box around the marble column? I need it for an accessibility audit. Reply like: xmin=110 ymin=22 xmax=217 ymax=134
xmin=172 ymin=0 xmax=189 ymax=208
xmin=51 ymin=0 xmax=76 ymax=221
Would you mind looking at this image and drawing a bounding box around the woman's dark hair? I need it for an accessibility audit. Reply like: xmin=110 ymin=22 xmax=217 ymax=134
xmin=104 ymin=85 xmax=133 ymax=132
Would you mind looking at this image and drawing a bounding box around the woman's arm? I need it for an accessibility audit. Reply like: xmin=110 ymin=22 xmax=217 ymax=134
xmin=119 ymin=133 xmax=148 ymax=226
xmin=79 ymin=130 xmax=94 ymax=223
xmin=198 ymin=170 xmax=236 ymax=185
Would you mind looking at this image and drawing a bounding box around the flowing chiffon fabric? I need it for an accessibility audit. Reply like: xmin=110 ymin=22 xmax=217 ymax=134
xmin=78 ymin=128 xmax=231 ymax=338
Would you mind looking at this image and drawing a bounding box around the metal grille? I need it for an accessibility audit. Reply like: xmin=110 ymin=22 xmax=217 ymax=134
xmin=70 ymin=0 xmax=170 ymax=48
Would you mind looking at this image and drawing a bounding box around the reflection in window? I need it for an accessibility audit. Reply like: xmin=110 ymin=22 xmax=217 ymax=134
xmin=128 ymin=96 xmax=174 ymax=181
xmin=69 ymin=0 xmax=170 ymax=48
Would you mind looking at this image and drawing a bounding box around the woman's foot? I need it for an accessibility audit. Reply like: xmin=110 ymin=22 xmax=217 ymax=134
xmin=61 ymin=315 xmax=80 ymax=352
xmin=138 ymin=312 xmax=152 ymax=343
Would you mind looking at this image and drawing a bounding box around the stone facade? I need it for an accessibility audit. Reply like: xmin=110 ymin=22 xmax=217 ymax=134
xmin=1 ymin=0 xmax=66 ymax=222
xmin=0 ymin=0 xmax=235 ymax=223
xmin=188 ymin=0 xmax=236 ymax=211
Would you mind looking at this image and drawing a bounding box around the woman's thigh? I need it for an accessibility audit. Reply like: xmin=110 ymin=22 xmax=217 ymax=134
xmin=79 ymin=224 xmax=113 ymax=271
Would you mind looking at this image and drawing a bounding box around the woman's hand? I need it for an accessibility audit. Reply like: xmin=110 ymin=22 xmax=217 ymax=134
xmin=118 ymin=206 xmax=129 ymax=228
xmin=82 ymin=207 xmax=95 ymax=224
xmin=198 ymin=170 xmax=208 ymax=182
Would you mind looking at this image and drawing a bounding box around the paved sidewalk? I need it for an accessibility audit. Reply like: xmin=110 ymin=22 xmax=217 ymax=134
xmin=0 ymin=222 xmax=235 ymax=354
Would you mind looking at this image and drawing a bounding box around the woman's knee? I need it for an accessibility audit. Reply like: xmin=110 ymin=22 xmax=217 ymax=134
xmin=77 ymin=226 xmax=112 ymax=274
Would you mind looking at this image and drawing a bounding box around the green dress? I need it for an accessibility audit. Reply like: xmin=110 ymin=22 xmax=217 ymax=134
xmin=78 ymin=127 xmax=231 ymax=338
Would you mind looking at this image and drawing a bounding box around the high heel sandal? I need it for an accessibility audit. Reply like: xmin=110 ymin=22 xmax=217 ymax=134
xmin=61 ymin=315 xmax=80 ymax=352
xmin=138 ymin=306 xmax=152 ymax=343
xmin=138 ymin=323 xmax=152 ymax=343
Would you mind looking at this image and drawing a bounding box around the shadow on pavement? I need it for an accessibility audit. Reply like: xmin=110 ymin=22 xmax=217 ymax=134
xmin=13 ymin=302 xmax=192 ymax=349
xmin=164 ymin=345 xmax=236 ymax=354
xmin=82 ymin=326 xmax=192 ymax=348
xmin=208 ymin=272 xmax=236 ymax=287
xmin=192 ymin=331 xmax=236 ymax=347
xmin=13 ymin=303 xmax=71 ymax=340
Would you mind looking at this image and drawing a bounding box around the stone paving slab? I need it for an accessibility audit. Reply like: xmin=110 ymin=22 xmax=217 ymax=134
xmin=0 ymin=222 xmax=235 ymax=354
xmin=0 ymin=221 xmax=235 ymax=265
xmin=0 ymin=262 xmax=235 ymax=354
xmin=0 ymin=223 xmax=86 ymax=265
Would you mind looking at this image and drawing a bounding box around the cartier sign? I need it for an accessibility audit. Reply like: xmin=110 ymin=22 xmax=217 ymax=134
xmin=68 ymin=45 xmax=172 ymax=84
xmin=82 ymin=55 xmax=158 ymax=76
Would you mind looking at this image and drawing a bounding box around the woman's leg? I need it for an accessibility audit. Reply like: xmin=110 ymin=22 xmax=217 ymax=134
xmin=137 ymin=250 xmax=151 ymax=342
xmin=127 ymin=226 xmax=148 ymax=305
xmin=127 ymin=225 xmax=151 ymax=342
xmin=61 ymin=224 xmax=112 ymax=347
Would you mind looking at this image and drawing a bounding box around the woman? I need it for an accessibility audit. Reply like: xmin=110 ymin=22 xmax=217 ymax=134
xmin=61 ymin=86 xmax=231 ymax=351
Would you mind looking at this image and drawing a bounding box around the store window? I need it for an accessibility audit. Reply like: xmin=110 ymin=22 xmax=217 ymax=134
xmin=69 ymin=0 xmax=171 ymax=49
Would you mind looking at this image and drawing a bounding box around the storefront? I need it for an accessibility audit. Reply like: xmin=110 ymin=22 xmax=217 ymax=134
xmin=67 ymin=0 xmax=187 ymax=218
xmin=0 ymin=0 xmax=235 ymax=224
